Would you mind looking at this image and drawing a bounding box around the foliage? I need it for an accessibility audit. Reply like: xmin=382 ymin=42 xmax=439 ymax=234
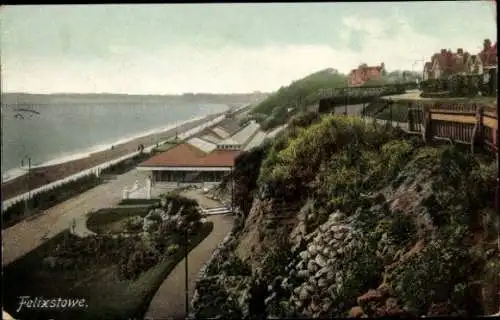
xmin=386 ymin=238 xmax=472 ymax=315
xmin=118 ymin=198 xmax=160 ymax=206
xmin=86 ymin=207 xmax=151 ymax=234
xmin=2 ymin=174 xmax=102 ymax=229
xmin=233 ymin=142 xmax=272 ymax=215
xmin=421 ymin=74 xmax=495 ymax=97
xmin=250 ymin=69 xmax=348 ymax=130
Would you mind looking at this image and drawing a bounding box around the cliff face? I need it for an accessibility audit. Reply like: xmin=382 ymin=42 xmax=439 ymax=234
xmin=192 ymin=115 xmax=499 ymax=318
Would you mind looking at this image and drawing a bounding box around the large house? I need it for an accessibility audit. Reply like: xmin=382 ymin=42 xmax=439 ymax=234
xmin=422 ymin=39 xmax=497 ymax=81
xmin=348 ymin=63 xmax=385 ymax=87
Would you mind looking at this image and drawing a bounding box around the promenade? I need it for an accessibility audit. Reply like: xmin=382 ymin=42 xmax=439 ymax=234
xmin=1 ymin=168 xmax=147 ymax=266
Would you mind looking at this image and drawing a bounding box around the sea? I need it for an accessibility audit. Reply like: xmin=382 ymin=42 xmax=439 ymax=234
xmin=1 ymin=96 xmax=229 ymax=182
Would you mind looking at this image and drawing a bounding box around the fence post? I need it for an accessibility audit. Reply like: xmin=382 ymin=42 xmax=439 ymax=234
xmin=471 ymin=104 xmax=484 ymax=154
xmin=408 ymin=101 xmax=414 ymax=132
xmin=422 ymin=104 xmax=432 ymax=144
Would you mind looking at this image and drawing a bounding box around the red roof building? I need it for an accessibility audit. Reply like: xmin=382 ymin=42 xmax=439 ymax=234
xmin=348 ymin=63 xmax=384 ymax=87
xmin=479 ymin=38 xmax=497 ymax=69
xmin=423 ymin=40 xmax=497 ymax=80
xmin=137 ymin=142 xmax=241 ymax=186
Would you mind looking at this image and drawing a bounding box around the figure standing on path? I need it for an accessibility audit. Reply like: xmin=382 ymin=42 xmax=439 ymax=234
xmin=71 ymin=218 xmax=76 ymax=233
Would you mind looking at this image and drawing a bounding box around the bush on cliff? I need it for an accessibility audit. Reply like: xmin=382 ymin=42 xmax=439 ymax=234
xmin=194 ymin=113 xmax=498 ymax=318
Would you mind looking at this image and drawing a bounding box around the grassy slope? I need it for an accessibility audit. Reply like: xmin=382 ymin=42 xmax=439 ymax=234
xmin=193 ymin=114 xmax=499 ymax=318
xmin=248 ymin=69 xmax=348 ymax=130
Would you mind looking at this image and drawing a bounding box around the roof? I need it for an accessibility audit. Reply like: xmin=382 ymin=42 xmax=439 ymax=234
xmin=244 ymin=130 xmax=267 ymax=151
xmin=229 ymin=121 xmax=261 ymax=145
xmin=219 ymin=138 xmax=240 ymax=146
xmin=186 ymin=137 xmax=217 ymax=153
xmin=479 ymin=42 xmax=497 ymax=66
xmin=216 ymin=117 xmax=241 ymax=136
xmin=211 ymin=127 xmax=231 ymax=139
xmin=138 ymin=143 xmax=240 ymax=168
xmin=200 ymin=133 xmax=223 ymax=144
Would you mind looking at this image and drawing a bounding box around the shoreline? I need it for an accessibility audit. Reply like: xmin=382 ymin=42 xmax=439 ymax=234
xmin=1 ymin=115 xmax=207 ymax=183
xmin=1 ymin=113 xmax=223 ymax=202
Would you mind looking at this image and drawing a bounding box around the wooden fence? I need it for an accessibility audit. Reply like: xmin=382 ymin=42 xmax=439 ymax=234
xmin=406 ymin=101 xmax=497 ymax=152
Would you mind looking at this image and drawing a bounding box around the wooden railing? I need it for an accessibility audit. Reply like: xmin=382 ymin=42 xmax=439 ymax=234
xmin=406 ymin=102 xmax=497 ymax=152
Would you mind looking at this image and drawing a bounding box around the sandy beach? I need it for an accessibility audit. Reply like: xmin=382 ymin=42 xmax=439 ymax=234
xmin=1 ymin=113 xmax=221 ymax=201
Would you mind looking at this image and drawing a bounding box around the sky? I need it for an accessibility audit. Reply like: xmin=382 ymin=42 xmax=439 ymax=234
xmin=1 ymin=2 xmax=497 ymax=94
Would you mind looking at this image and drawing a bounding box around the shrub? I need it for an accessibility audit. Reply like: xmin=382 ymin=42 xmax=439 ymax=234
xmin=2 ymin=174 xmax=101 ymax=229
xmin=387 ymin=239 xmax=472 ymax=315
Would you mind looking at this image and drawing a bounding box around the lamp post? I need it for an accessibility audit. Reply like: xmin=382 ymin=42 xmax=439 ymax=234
xmin=184 ymin=228 xmax=189 ymax=318
xmin=412 ymin=59 xmax=425 ymax=88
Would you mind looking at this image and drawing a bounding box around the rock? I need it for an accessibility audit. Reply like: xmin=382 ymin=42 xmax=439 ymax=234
xmin=330 ymin=211 xmax=345 ymax=223
xmin=308 ymin=277 xmax=317 ymax=287
xmin=308 ymin=244 xmax=318 ymax=255
xmin=304 ymin=284 xmax=315 ymax=293
xmin=322 ymin=247 xmax=330 ymax=256
xmin=317 ymin=278 xmax=328 ymax=288
xmin=326 ymin=270 xmax=335 ymax=281
xmin=299 ymin=250 xmax=310 ymax=260
xmin=357 ymin=289 xmax=383 ymax=311
xmin=296 ymin=260 xmax=305 ymax=270
xmin=299 ymin=286 xmax=309 ymax=301
xmin=297 ymin=270 xmax=310 ymax=278
xmin=385 ymin=297 xmax=403 ymax=316
xmin=314 ymin=266 xmax=330 ymax=279
xmin=349 ymin=306 xmax=364 ymax=318
xmin=281 ymin=277 xmax=289 ymax=289
xmin=307 ymin=260 xmax=318 ymax=273
xmin=334 ymin=232 xmax=344 ymax=241
xmin=315 ymin=254 xmax=327 ymax=268
xmin=322 ymin=297 xmax=332 ymax=312
xmin=294 ymin=299 xmax=303 ymax=309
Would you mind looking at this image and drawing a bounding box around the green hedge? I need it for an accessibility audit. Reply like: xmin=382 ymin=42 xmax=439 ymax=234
xmin=1 ymin=149 xmax=163 ymax=230
xmin=421 ymin=74 xmax=496 ymax=97
xmin=2 ymin=174 xmax=102 ymax=230
xmin=118 ymin=198 xmax=161 ymax=206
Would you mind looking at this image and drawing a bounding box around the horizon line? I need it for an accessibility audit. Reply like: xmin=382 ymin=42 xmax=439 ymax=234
xmin=1 ymin=91 xmax=270 ymax=96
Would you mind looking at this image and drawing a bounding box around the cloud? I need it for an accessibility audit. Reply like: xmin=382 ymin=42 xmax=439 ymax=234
xmin=1 ymin=12 xmax=495 ymax=94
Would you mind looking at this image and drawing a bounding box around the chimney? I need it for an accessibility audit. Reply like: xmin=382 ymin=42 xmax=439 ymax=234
xmin=457 ymin=48 xmax=463 ymax=55
xmin=484 ymin=39 xmax=492 ymax=50
xmin=440 ymin=49 xmax=447 ymax=55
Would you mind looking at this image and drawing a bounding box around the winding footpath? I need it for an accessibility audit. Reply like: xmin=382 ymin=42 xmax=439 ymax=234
xmin=144 ymin=213 xmax=234 ymax=320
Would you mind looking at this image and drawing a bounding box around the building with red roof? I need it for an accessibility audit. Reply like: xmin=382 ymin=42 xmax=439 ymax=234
xmin=138 ymin=142 xmax=241 ymax=185
xmin=136 ymin=118 xmax=265 ymax=189
xmin=347 ymin=63 xmax=385 ymax=87
xmin=422 ymin=39 xmax=497 ymax=81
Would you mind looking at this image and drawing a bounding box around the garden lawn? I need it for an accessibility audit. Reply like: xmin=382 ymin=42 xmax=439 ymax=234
xmin=86 ymin=207 xmax=152 ymax=234
xmin=3 ymin=222 xmax=213 ymax=320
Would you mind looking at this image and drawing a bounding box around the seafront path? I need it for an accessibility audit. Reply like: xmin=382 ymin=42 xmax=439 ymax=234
xmin=1 ymin=110 xmax=230 ymax=266
xmin=1 ymin=168 xmax=148 ymax=266
xmin=145 ymin=189 xmax=234 ymax=319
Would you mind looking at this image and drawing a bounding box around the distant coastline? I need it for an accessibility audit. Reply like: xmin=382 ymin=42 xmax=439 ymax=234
xmin=1 ymin=92 xmax=269 ymax=106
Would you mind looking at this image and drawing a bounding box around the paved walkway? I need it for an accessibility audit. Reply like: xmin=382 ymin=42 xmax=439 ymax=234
xmin=1 ymin=169 xmax=148 ymax=266
xmin=144 ymin=189 xmax=234 ymax=319
xmin=144 ymin=197 xmax=234 ymax=319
